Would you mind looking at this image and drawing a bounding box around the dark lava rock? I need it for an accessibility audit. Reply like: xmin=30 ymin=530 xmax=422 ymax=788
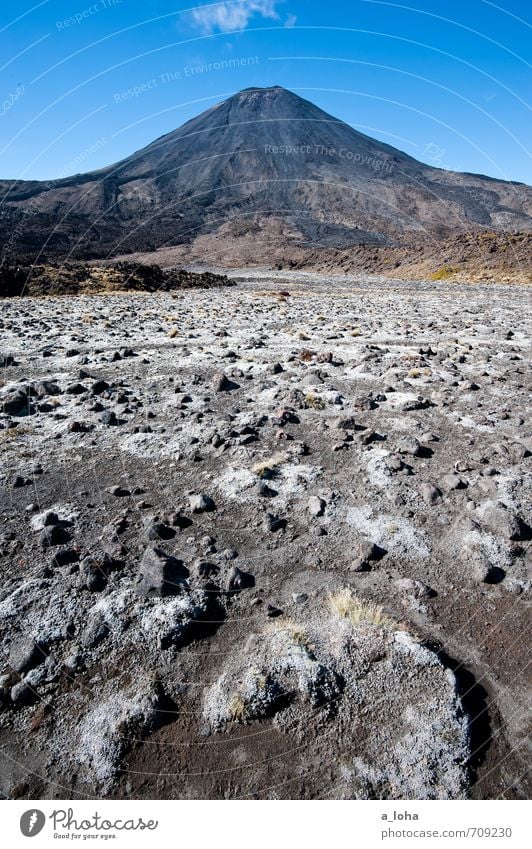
xmin=144 ymin=521 xmax=176 ymax=541
xmin=351 ymin=540 xmax=383 ymax=572
xmin=51 ymin=548 xmax=79 ymax=567
xmin=135 ymin=547 xmax=188 ymax=597
xmin=264 ymin=513 xmax=286 ymax=533
xmin=34 ymin=380 xmax=62 ymax=397
xmin=68 ymin=420 xmax=91 ymax=433
xmin=91 ymin=380 xmax=110 ymax=395
xmin=227 ymin=565 xmax=255 ymax=592
xmin=257 ymin=481 xmax=278 ymax=498
xmin=108 ymin=485 xmax=130 ymax=497
xmin=212 ymin=372 xmax=238 ymax=392
xmin=65 ymin=383 xmax=87 ymax=395
xmin=40 ymin=526 xmax=71 ymax=547
xmin=9 ymin=638 xmax=45 ymax=674
xmin=169 ymin=512 xmax=193 ymax=529
xmin=189 ymin=493 xmax=216 ymax=513
xmin=333 ymin=415 xmax=357 ymax=430
xmin=81 ymin=618 xmax=111 ymax=649
xmin=396 ymin=436 xmax=422 ymax=457
xmin=194 ymin=559 xmax=218 ymax=579
xmin=419 ymin=483 xmax=442 ymax=505
xmin=10 ymin=681 xmax=38 ymax=708
xmin=3 ymin=390 xmax=31 ymax=416
xmin=480 ymin=504 xmax=530 ymax=542
xmin=41 ymin=510 xmax=60 ymax=527
xmin=79 ymin=557 xmax=107 ymax=592
xmin=100 ymin=409 xmax=117 ymax=426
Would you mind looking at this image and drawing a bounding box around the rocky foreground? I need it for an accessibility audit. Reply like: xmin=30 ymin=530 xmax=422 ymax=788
xmin=0 ymin=271 xmax=530 ymax=800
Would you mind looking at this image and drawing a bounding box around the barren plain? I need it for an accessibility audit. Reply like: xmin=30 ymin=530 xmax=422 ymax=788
xmin=0 ymin=270 xmax=530 ymax=800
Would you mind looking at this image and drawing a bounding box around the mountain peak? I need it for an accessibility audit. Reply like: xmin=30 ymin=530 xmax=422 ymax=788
xmin=229 ymin=85 xmax=302 ymax=107
xmin=1 ymin=86 xmax=530 ymax=259
xmin=239 ymin=85 xmax=286 ymax=92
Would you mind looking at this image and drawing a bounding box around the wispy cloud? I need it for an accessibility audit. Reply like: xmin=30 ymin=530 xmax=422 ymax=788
xmin=284 ymin=13 xmax=297 ymax=27
xmin=189 ymin=1 xmax=282 ymax=35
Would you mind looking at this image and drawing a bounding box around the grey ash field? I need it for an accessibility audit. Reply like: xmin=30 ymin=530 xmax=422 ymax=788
xmin=0 ymin=270 xmax=530 ymax=800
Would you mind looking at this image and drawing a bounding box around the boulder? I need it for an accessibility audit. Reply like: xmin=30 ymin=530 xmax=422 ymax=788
xmin=9 ymin=638 xmax=45 ymax=674
xmin=135 ymin=547 xmax=188 ymax=597
xmin=189 ymin=493 xmax=216 ymax=513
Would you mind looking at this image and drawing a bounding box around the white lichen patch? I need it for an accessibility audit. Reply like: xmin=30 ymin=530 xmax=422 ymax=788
xmin=77 ymin=683 xmax=161 ymax=785
xmin=346 ymin=505 xmax=430 ymax=560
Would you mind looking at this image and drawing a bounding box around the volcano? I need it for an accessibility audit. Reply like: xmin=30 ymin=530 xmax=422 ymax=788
xmin=1 ymin=85 xmax=531 ymax=260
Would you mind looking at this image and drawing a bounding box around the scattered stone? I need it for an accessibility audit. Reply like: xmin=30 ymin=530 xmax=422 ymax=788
xmin=419 ymin=483 xmax=442 ymax=505
xmin=351 ymin=540 xmax=381 ymax=572
xmin=308 ymin=496 xmax=326 ymax=517
xmin=51 ymin=548 xmax=79 ymax=567
xmin=227 ymin=565 xmax=255 ymax=592
xmin=10 ymin=681 xmax=37 ymax=708
xmin=79 ymin=558 xmax=107 ymax=592
xmin=211 ymin=372 xmax=233 ymax=392
xmin=65 ymin=383 xmax=87 ymax=395
xmin=2 ymin=390 xmax=30 ymax=416
xmin=9 ymin=639 xmax=45 ymax=674
xmin=100 ymin=409 xmax=117 ymax=426
xmin=144 ymin=521 xmax=176 ymax=541
xmin=264 ymin=513 xmax=286 ymax=533
xmin=478 ymin=504 xmax=529 ymax=541
xmin=442 ymin=473 xmax=466 ymax=491
xmin=189 ymin=494 xmax=216 ymax=513
xmin=395 ymin=578 xmax=436 ymax=599
xmin=81 ymin=618 xmax=111 ymax=649
xmin=91 ymin=380 xmax=110 ymax=395
xmin=292 ymin=593 xmax=308 ymax=604
xmin=108 ymin=485 xmax=130 ymax=497
xmin=396 ymin=436 xmax=422 ymax=457
xmin=135 ymin=547 xmax=187 ymax=597
xmin=39 ymin=525 xmax=71 ymax=547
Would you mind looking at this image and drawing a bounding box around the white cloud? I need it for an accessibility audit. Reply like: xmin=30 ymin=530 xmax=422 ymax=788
xmin=284 ymin=13 xmax=297 ymax=27
xmin=189 ymin=1 xmax=282 ymax=35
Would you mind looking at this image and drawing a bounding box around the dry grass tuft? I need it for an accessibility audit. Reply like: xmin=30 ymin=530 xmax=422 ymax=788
xmin=305 ymin=393 xmax=326 ymax=410
xmin=228 ymin=693 xmax=246 ymax=722
xmin=251 ymin=452 xmax=288 ymax=479
xmin=266 ymin=617 xmax=311 ymax=649
xmin=328 ymin=589 xmax=396 ymax=630
xmin=0 ymin=425 xmax=34 ymax=443
xmin=431 ymin=264 xmax=459 ymax=281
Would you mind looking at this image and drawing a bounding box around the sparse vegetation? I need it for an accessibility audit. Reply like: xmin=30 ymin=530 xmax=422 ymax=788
xmin=266 ymin=618 xmax=311 ymax=649
xmin=228 ymin=693 xmax=246 ymax=722
xmin=305 ymin=393 xmax=326 ymax=410
xmin=328 ymin=589 xmax=397 ymax=630
xmin=431 ymin=265 xmax=459 ymax=281
xmin=0 ymin=425 xmax=34 ymax=443
xmin=251 ymin=452 xmax=288 ymax=479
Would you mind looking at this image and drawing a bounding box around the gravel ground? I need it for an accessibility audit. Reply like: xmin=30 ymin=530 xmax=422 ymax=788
xmin=0 ymin=271 xmax=530 ymax=800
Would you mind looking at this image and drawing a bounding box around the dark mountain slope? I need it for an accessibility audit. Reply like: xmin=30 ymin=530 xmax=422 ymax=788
xmin=1 ymin=86 xmax=530 ymax=259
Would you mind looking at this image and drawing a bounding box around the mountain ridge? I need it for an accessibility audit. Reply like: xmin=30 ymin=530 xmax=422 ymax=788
xmin=1 ymin=86 xmax=531 ymax=260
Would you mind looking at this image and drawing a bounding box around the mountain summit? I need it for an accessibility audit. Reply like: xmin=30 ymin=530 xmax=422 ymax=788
xmin=1 ymin=86 xmax=531 ymax=258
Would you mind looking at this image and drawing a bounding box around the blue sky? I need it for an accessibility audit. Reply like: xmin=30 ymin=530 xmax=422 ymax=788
xmin=0 ymin=0 xmax=530 ymax=182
